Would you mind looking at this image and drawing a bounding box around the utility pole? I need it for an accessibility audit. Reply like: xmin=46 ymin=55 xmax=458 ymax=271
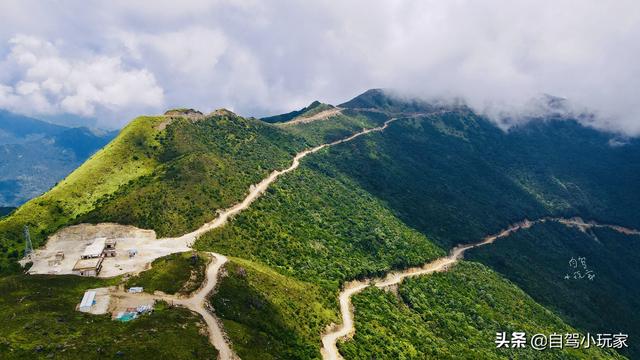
xmin=24 ymin=225 xmax=34 ymax=260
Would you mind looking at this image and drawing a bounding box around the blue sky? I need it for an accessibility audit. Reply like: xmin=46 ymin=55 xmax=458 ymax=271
xmin=0 ymin=1 xmax=639 ymax=135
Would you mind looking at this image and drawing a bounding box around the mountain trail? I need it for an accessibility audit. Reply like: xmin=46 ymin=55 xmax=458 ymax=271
xmin=30 ymin=114 xmax=410 ymax=360
xmin=172 ymin=116 xmax=400 ymax=247
xmin=163 ymin=253 xmax=237 ymax=360
xmin=281 ymin=107 xmax=343 ymax=126
xmin=320 ymin=217 xmax=640 ymax=360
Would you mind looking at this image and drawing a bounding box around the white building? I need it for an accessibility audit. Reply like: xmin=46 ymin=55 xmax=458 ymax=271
xmin=79 ymin=290 xmax=96 ymax=312
xmin=81 ymin=238 xmax=107 ymax=259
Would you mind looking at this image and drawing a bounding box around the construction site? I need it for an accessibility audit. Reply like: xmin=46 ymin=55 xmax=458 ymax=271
xmin=25 ymin=223 xmax=190 ymax=277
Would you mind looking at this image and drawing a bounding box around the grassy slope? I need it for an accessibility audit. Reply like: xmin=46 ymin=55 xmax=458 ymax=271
xmin=339 ymin=262 xmax=621 ymax=359
xmin=211 ymin=258 xmax=337 ymax=360
xmin=81 ymin=114 xmax=307 ymax=237
xmin=0 ymin=112 xmax=308 ymax=272
xmin=125 ymin=251 xmax=209 ymax=295
xmin=0 ymin=274 xmax=217 ymax=359
xmin=0 ymin=116 xmax=163 ymax=272
xmin=466 ymin=222 xmax=640 ymax=359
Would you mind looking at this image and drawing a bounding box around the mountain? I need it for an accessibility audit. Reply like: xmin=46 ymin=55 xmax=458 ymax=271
xmin=261 ymin=100 xmax=333 ymax=123
xmin=0 ymin=110 xmax=117 ymax=207
xmin=0 ymin=207 xmax=14 ymax=217
xmin=0 ymin=91 xmax=637 ymax=359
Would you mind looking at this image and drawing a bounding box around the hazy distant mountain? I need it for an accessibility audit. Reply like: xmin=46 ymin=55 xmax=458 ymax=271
xmin=0 ymin=110 xmax=117 ymax=206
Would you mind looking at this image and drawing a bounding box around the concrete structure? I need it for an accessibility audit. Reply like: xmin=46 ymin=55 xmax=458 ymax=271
xmin=81 ymin=237 xmax=107 ymax=259
xmin=79 ymin=290 xmax=97 ymax=312
xmin=104 ymin=239 xmax=117 ymax=257
xmin=72 ymin=257 xmax=103 ymax=276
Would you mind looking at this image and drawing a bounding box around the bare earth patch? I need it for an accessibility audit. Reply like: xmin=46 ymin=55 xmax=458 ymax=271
xmin=26 ymin=223 xmax=190 ymax=278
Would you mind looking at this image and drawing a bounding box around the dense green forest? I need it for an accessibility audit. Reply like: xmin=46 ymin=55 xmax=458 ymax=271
xmin=338 ymin=262 xmax=621 ymax=359
xmin=322 ymin=108 xmax=640 ymax=249
xmin=197 ymin=158 xmax=444 ymax=288
xmin=467 ymin=222 xmax=640 ymax=358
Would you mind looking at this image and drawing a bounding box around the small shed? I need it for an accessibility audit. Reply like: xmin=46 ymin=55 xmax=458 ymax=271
xmin=72 ymin=258 xmax=103 ymax=276
xmin=81 ymin=237 xmax=107 ymax=259
xmin=79 ymin=290 xmax=96 ymax=312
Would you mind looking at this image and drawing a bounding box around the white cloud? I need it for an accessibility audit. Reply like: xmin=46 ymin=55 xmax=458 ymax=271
xmin=0 ymin=34 xmax=163 ymax=126
xmin=0 ymin=1 xmax=638 ymax=135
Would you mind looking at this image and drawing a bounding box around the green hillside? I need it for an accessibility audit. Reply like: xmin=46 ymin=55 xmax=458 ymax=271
xmin=338 ymin=262 xmax=622 ymax=359
xmin=467 ymin=222 xmax=640 ymax=358
xmin=0 ymin=116 xmax=164 ymax=272
xmin=321 ymin=109 xmax=640 ymax=249
xmin=196 ymin=155 xmax=445 ymax=288
xmin=211 ymin=258 xmax=338 ymax=359
xmin=0 ymin=274 xmax=217 ymax=359
xmin=80 ymin=112 xmax=307 ymax=236
xmin=261 ymin=101 xmax=332 ymax=124
xmin=0 ymin=110 xmax=307 ymax=273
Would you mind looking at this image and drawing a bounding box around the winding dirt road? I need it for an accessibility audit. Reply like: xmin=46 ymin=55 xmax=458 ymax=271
xmin=320 ymin=217 xmax=640 ymax=360
xmin=173 ymin=117 xmax=400 ymax=248
xmin=158 ymin=253 xmax=236 ymax=360
xmin=49 ymin=116 xmax=404 ymax=360
xmin=126 ymin=118 xmax=402 ymax=359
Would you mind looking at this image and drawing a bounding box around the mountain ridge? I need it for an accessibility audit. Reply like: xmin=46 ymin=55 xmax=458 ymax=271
xmin=0 ymin=89 xmax=638 ymax=358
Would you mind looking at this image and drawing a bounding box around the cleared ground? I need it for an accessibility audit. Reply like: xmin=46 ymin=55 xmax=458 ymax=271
xmin=25 ymin=223 xmax=190 ymax=277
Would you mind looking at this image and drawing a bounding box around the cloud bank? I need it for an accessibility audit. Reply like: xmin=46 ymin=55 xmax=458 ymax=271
xmin=0 ymin=0 xmax=638 ymax=135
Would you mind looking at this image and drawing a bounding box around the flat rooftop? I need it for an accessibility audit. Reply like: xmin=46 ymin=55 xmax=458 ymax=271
xmin=82 ymin=237 xmax=107 ymax=258
xmin=73 ymin=257 xmax=103 ymax=271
